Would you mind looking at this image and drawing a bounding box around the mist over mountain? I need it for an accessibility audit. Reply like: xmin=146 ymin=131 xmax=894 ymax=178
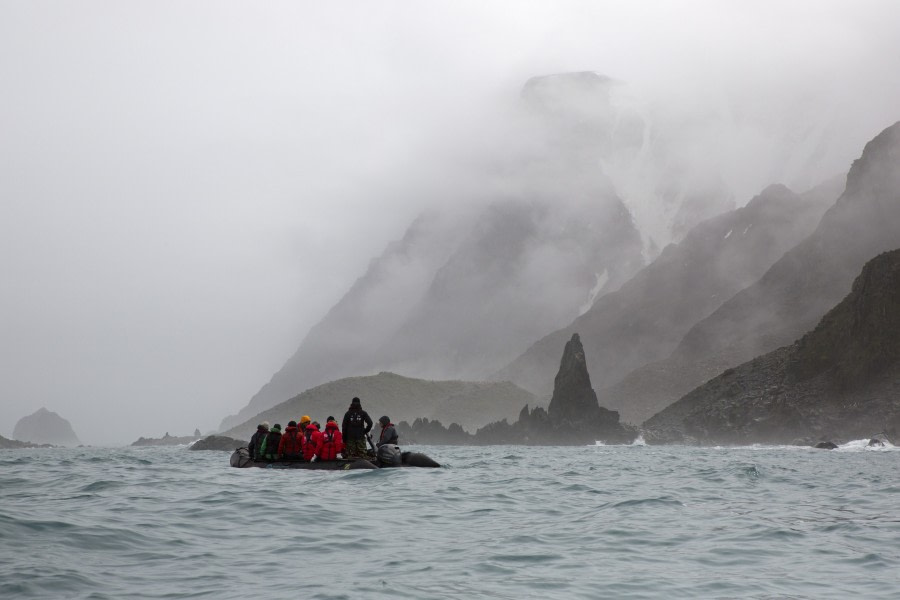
xmin=644 ymin=248 xmax=900 ymax=445
xmin=495 ymin=179 xmax=839 ymax=407
xmin=222 ymin=71 xmax=864 ymax=432
xmin=607 ymin=121 xmax=900 ymax=423
xmin=372 ymin=195 xmax=642 ymax=379
xmin=223 ymin=73 xmax=653 ymax=428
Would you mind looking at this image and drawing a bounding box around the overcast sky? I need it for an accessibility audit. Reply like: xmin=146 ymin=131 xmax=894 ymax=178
xmin=2 ymin=1 xmax=899 ymax=445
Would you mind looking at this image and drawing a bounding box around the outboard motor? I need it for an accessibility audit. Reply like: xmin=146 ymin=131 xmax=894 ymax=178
xmin=376 ymin=444 xmax=403 ymax=468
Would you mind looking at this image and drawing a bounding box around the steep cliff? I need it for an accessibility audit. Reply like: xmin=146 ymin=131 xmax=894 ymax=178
xmin=644 ymin=249 xmax=900 ymax=445
xmin=609 ymin=121 xmax=900 ymax=422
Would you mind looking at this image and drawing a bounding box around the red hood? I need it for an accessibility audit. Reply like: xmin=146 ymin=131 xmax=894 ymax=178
xmin=284 ymin=426 xmax=299 ymax=434
xmin=325 ymin=421 xmax=339 ymax=431
xmin=305 ymin=424 xmax=320 ymax=433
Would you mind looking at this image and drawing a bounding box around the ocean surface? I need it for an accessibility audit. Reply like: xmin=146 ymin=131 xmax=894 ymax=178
xmin=1 ymin=441 xmax=898 ymax=599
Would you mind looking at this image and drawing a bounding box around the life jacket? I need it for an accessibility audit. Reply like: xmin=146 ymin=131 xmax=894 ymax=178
xmin=303 ymin=424 xmax=321 ymax=461
xmin=318 ymin=422 xmax=343 ymax=460
xmin=379 ymin=423 xmax=397 ymax=446
xmin=278 ymin=426 xmax=304 ymax=458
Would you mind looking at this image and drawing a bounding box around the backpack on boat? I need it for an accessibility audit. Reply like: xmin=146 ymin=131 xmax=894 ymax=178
xmin=231 ymin=447 xmax=252 ymax=468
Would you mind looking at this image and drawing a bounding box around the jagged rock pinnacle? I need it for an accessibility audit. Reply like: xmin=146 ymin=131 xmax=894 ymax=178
xmin=547 ymin=333 xmax=601 ymax=423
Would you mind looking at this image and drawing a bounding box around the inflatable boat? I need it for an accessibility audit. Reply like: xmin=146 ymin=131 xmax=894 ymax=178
xmin=229 ymin=444 xmax=440 ymax=470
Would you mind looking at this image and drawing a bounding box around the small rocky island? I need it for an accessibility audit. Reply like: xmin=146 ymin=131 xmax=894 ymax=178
xmin=131 ymin=430 xmax=202 ymax=446
xmin=12 ymin=408 xmax=81 ymax=447
xmin=400 ymin=333 xmax=637 ymax=445
xmin=189 ymin=435 xmax=247 ymax=451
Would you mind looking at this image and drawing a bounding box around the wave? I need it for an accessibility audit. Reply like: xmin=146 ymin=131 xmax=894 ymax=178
xmin=835 ymin=438 xmax=898 ymax=452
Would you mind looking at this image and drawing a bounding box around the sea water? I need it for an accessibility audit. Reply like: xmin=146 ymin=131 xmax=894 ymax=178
xmin=1 ymin=442 xmax=898 ymax=599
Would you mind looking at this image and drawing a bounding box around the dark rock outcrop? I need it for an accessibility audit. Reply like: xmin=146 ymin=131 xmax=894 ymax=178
xmin=393 ymin=334 xmax=635 ymax=445
xmin=475 ymin=334 xmax=636 ymax=445
xmin=814 ymin=442 xmax=838 ymax=450
xmin=643 ymin=249 xmax=900 ymax=445
xmin=189 ymin=436 xmax=247 ymax=451
xmin=495 ymin=180 xmax=837 ymax=422
xmin=13 ymin=408 xmax=81 ymax=447
xmin=618 ymin=122 xmax=900 ymax=423
xmin=548 ymin=334 xmax=604 ymax=423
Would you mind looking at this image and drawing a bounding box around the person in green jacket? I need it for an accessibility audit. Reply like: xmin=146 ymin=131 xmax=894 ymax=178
xmin=258 ymin=423 xmax=282 ymax=460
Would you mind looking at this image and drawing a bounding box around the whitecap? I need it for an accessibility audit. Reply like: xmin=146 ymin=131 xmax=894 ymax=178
xmin=835 ymin=438 xmax=897 ymax=452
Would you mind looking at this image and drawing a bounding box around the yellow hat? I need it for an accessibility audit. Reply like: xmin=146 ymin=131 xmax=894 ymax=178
xmin=299 ymin=415 xmax=311 ymax=425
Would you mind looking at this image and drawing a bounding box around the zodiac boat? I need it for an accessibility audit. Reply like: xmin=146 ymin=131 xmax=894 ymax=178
xmin=229 ymin=444 xmax=440 ymax=470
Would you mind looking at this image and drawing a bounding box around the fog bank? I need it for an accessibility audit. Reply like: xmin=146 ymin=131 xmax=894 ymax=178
xmin=2 ymin=1 xmax=899 ymax=445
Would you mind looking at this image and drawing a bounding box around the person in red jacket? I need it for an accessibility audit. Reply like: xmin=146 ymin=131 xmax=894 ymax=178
xmin=277 ymin=420 xmax=305 ymax=460
xmin=315 ymin=417 xmax=344 ymax=461
xmin=303 ymin=422 xmax=322 ymax=461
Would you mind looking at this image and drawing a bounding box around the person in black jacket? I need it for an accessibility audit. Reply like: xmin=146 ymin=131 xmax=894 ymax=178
xmin=248 ymin=422 xmax=269 ymax=460
xmin=377 ymin=416 xmax=398 ymax=447
xmin=341 ymin=397 xmax=373 ymax=458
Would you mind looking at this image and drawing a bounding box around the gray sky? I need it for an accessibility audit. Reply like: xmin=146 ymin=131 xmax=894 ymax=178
xmin=2 ymin=1 xmax=899 ymax=445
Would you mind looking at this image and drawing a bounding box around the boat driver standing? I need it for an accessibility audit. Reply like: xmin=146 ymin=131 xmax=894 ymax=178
xmin=341 ymin=397 xmax=373 ymax=458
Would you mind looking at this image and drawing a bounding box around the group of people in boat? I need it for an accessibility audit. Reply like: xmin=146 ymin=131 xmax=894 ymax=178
xmin=247 ymin=397 xmax=398 ymax=462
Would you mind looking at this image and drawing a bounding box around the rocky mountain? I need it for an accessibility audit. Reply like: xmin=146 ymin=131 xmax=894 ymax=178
xmin=495 ymin=179 xmax=838 ymax=410
xmin=643 ymin=249 xmax=900 ymax=445
xmin=222 ymin=71 xmax=857 ymax=433
xmin=220 ymin=371 xmax=540 ymax=440
xmin=606 ymin=121 xmax=900 ymax=424
xmin=221 ymin=74 xmax=655 ymax=432
xmin=13 ymin=407 xmax=81 ymax=447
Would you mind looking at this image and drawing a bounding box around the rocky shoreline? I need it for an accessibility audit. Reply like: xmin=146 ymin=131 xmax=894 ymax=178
xmin=131 ymin=431 xmax=202 ymax=447
xmin=0 ymin=434 xmax=53 ymax=449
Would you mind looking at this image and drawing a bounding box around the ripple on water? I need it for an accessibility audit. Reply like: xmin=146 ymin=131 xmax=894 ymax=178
xmin=0 ymin=445 xmax=898 ymax=599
